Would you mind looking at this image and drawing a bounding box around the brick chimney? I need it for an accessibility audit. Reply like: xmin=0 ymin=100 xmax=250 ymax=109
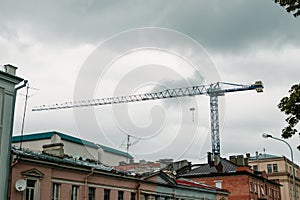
xmin=42 ymin=143 xmax=64 ymax=158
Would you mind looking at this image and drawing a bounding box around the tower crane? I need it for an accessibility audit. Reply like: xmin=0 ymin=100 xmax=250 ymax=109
xmin=32 ymin=81 xmax=263 ymax=158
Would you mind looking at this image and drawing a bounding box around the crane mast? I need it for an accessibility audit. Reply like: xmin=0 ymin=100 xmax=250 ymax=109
xmin=32 ymin=81 xmax=263 ymax=157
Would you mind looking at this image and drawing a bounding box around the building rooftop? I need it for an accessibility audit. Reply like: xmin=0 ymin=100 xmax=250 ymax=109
xmin=12 ymin=131 xmax=133 ymax=159
xmin=175 ymin=178 xmax=228 ymax=192
xmin=181 ymin=159 xmax=237 ymax=177
xmin=248 ymin=153 xmax=282 ymax=160
xmin=179 ymin=157 xmax=281 ymax=186
xmin=12 ymin=146 xmax=115 ymax=172
xmin=12 ymin=146 xmax=229 ymax=196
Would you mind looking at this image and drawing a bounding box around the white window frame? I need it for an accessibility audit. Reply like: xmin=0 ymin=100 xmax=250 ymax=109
xmin=23 ymin=178 xmax=41 ymax=200
xmin=261 ymin=185 xmax=265 ymax=195
xmin=273 ymin=163 xmax=278 ymax=172
xmin=71 ymin=185 xmax=79 ymax=200
xmin=52 ymin=183 xmax=60 ymax=200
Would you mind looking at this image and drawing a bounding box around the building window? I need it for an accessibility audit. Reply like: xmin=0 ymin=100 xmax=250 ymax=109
xmin=270 ymin=189 xmax=274 ymax=197
xmin=254 ymin=183 xmax=257 ymax=193
xmin=140 ymin=194 xmax=146 ymax=200
xmin=25 ymin=179 xmax=36 ymax=200
xmin=71 ymin=186 xmax=78 ymax=200
xmin=118 ymin=191 xmax=124 ymax=200
xmin=249 ymin=182 xmax=253 ymax=192
xmin=214 ymin=180 xmax=222 ymax=189
xmin=267 ymin=164 xmax=272 ymax=173
xmin=104 ymin=189 xmax=110 ymax=200
xmin=260 ymin=185 xmax=265 ymax=195
xmin=22 ymin=169 xmax=44 ymax=200
xmin=52 ymin=183 xmax=60 ymax=200
xmin=253 ymin=165 xmax=258 ymax=171
xmin=88 ymin=187 xmax=95 ymax=200
xmin=131 ymin=192 xmax=136 ymax=200
xmin=273 ymin=164 xmax=278 ymax=172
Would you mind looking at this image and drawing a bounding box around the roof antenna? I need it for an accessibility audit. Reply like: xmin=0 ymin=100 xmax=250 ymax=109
xmin=19 ymin=83 xmax=38 ymax=150
xmin=120 ymin=134 xmax=140 ymax=164
xmin=19 ymin=82 xmax=29 ymax=150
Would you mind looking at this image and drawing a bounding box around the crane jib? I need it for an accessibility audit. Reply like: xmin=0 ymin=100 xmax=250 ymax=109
xmin=31 ymin=81 xmax=263 ymax=158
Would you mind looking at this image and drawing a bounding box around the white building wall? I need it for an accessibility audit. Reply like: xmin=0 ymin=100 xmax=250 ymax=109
xmin=62 ymin=140 xmax=99 ymax=160
xmin=101 ymin=151 xmax=129 ymax=166
xmin=12 ymin=134 xmax=131 ymax=167
xmin=12 ymin=139 xmax=51 ymax=151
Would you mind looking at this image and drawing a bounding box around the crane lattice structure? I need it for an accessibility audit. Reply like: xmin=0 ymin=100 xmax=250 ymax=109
xmin=32 ymin=81 xmax=263 ymax=157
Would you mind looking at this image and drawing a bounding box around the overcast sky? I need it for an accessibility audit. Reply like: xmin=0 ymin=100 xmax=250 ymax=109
xmin=1 ymin=0 xmax=299 ymax=164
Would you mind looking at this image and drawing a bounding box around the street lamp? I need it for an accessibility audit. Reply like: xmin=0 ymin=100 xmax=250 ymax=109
xmin=262 ymin=133 xmax=297 ymax=200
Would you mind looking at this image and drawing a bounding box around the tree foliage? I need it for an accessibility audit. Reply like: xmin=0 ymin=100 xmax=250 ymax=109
xmin=274 ymin=0 xmax=300 ymax=17
xmin=278 ymin=83 xmax=300 ymax=150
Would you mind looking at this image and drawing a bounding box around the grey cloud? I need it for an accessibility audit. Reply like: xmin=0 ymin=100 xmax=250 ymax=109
xmin=1 ymin=1 xmax=300 ymax=52
xmin=162 ymin=1 xmax=300 ymax=53
xmin=5 ymin=0 xmax=300 ymax=163
xmin=0 ymin=0 xmax=170 ymax=45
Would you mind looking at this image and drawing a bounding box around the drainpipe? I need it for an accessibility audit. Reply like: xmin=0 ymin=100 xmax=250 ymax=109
xmin=84 ymin=168 xmax=94 ymax=200
xmin=15 ymin=80 xmax=28 ymax=93
xmin=7 ymin=80 xmax=27 ymax=200
xmin=11 ymin=80 xmax=28 ymax=153
xmin=11 ymin=158 xmax=19 ymax=167
xmin=136 ymin=183 xmax=141 ymax=200
xmin=9 ymin=80 xmax=28 ymax=166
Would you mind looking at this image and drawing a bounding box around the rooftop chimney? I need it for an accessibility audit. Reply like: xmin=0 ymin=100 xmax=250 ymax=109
xmin=42 ymin=143 xmax=64 ymax=158
xmin=246 ymin=153 xmax=250 ymax=158
xmin=236 ymin=155 xmax=245 ymax=166
xmin=4 ymin=64 xmax=17 ymax=76
xmin=229 ymin=155 xmax=236 ymax=164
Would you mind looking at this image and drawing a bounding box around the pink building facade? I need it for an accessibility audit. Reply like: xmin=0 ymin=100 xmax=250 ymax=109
xmin=10 ymin=146 xmax=229 ymax=200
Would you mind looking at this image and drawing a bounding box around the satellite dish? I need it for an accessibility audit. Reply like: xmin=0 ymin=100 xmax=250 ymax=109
xmin=15 ymin=179 xmax=26 ymax=191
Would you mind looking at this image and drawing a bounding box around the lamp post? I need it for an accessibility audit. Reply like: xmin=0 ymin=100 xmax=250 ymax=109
xmin=262 ymin=133 xmax=297 ymax=200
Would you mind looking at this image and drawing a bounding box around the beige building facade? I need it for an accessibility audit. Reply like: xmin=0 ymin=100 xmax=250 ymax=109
xmin=248 ymin=153 xmax=300 ymax=200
